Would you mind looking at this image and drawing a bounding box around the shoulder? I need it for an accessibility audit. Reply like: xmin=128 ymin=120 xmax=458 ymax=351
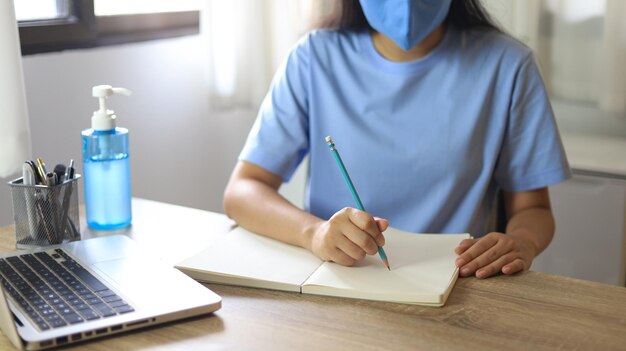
xmin=280 ymin=28 xmax=363 ymax=77
xmin=456 ymin=28 xmax=534 ymax=67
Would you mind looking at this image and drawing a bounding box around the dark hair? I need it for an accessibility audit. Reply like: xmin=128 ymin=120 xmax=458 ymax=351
xmin=319 ymin=0 xmax=500 ymax=32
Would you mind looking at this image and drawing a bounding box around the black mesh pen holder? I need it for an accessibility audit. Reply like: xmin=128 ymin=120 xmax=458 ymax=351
xmin=8 ymin=175 xmax=81 ymax=249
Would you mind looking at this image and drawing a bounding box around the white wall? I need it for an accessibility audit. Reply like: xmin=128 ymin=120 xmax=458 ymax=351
xmin=0 ymin=35 xmax=260 ymax=227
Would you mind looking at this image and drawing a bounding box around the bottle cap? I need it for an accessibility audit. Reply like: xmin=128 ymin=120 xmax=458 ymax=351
xmin=91 ymin=85 xmax=132 ymax=131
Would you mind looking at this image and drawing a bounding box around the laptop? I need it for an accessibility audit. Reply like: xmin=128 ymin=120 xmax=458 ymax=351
xmin=0 ymin=235 xmax=221 ymax=350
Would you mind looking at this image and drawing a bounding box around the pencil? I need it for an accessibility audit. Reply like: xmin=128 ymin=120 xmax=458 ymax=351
xmin=325 ymin=136 xmax=391 ymax=270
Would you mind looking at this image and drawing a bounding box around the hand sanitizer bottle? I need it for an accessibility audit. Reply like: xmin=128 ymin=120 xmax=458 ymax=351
xmin=82 ymin=85 xmax=132 ymax=229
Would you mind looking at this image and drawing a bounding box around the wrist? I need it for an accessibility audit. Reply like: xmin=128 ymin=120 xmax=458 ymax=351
xmin=300 ymin=216 xmax=323 ymax=251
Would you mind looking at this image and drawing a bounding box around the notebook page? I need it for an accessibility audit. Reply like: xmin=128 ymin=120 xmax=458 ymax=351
xmin=302 ymin=228 xmax=469 ymax=305
xmin=176 ymin=226 xmax=323 ymax=292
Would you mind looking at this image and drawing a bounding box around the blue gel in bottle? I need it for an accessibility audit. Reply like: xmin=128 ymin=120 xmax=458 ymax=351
xmin=82 ymin=85 xmax=132 ymax=230
xmin=82 ymin=128 xmax=131 ymax=229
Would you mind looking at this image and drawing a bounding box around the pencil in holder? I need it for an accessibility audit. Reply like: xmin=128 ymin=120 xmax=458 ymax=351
xmin=8 ymin=175 xmax=81 ymax=249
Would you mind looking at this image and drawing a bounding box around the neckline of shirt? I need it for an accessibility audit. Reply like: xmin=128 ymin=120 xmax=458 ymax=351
xmin=359 ymin=25 xmax=455 ymax=74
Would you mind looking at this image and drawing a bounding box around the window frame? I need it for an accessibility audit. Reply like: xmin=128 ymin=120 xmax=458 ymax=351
xmin=18 ymin=0 xmax=200 ymax=55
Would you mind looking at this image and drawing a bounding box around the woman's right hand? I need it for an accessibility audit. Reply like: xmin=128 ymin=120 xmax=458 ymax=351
xmin=308 ymin=207 xmax=388 ymax=266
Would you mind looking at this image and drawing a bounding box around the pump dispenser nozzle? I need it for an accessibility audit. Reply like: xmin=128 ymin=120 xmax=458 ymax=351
xmin=91 ymin=85 xmax=132 ymax=131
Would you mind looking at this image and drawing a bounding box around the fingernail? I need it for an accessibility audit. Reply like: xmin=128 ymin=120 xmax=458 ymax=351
xmin=455 ymin=258 xmax=465 ymax=267
xmin=461 ymin=268 xmax=470 ymax=276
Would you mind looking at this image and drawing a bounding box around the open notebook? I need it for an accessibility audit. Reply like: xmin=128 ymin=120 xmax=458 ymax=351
xmin=176 ymin=227 xmax=470 ymax=307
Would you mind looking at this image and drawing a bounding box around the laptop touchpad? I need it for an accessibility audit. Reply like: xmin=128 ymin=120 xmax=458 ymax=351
xmin=93 ymin=257 xmax=189 ymax=306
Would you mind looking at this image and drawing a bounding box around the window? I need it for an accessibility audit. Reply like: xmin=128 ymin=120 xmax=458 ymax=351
xmin=14 ymin=0 xmax=68 ymax=21
xmin=16 ymin=0 xmax=201 ymax=55
xmin=485 ymin=0 xmax=626 ymax=128
xmin=94 ymin=0 xmax=200 ymax=16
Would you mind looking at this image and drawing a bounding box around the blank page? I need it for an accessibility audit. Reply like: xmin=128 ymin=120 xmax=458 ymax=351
xmin=302 ymin=228 xmax=469 ymax=305
xmin=176 ymin=226 xmax=323 ymax=292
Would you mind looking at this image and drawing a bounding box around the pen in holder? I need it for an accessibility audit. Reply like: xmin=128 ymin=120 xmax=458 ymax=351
xmin=8 ymin=175 xmax=81 ymax=249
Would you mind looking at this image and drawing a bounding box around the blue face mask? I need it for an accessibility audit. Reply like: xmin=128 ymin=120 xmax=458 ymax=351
xmin=359 ymin=0 xmax=452 ymax=50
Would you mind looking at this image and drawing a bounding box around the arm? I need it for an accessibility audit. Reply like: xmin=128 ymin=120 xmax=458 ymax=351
xmin=223 ymin=160 xmax=388 ymax=266
xmin=454 ymin=187 xmax=554 ymax=279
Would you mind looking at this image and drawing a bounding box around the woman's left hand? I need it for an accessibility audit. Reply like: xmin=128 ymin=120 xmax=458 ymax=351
xmin=454 ymin=232 xmax=538 ymax=279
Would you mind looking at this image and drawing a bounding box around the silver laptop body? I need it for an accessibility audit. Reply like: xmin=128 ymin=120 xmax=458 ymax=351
xmin=0 ymin=235 xmax=221 ymax=350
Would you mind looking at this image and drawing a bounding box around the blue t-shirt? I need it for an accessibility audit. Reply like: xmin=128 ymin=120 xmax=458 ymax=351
xmin=240 ymin=26 xmax=571 ymax=236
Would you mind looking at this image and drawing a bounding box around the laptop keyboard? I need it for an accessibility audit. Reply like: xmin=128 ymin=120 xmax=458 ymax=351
xmin=0 ymin=249 xmax=135 ymax=331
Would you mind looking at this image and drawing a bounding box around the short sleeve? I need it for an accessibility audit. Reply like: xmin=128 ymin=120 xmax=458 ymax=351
xmin=238 ymin=34 xmax=312 ymax=181
xmin=494 ymin=54 xmax=572 ymax=191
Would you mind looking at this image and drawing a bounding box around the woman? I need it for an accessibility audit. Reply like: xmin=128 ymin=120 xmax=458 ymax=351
xmin=223 ymin=0 xmax=571 ymax=279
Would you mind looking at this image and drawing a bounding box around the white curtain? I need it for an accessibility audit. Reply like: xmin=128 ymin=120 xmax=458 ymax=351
xmin=201 ymin=0 xmax=335 ymax=108
xmin=0 ymin=0 xmax=31 ymax=178
xmin=599 ymin=0 xmax=626 ymax=114
xmin=484 ymin=0 xmax=626 ymax=116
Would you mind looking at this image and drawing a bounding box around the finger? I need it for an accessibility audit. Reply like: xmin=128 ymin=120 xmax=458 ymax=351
xmin=324 ymin=209 xmax=375 ymax=257
xmin=455 ymin=234 xmax=499 ymax=269
xmin=461 ymin=242 xmax=514 ymax=277
xmin=342 ymin=228 xmax=378 ymax=256
xmin=459 ymin=235 xmax=513 ymax=277
xmin=454 ymin=238 xmax=477 ymax=256
xmin=475 ymin=251 xmax=520 ymax=279
xmin=328 ymin=247 xmax=358 ymax=266
xmin=374 ymin=217 xmax=389 ymax=234
xmin=502 ymin=258 xmax=526 ymax=275
xmin=334 ymin=231 xmax=369 ymax=261
xmin=347 ymin=209 xmax=385 ymax=248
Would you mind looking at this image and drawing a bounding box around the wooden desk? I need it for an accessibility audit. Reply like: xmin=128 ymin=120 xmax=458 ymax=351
xmin=1 ymin=199 xmax=626 ymax=350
